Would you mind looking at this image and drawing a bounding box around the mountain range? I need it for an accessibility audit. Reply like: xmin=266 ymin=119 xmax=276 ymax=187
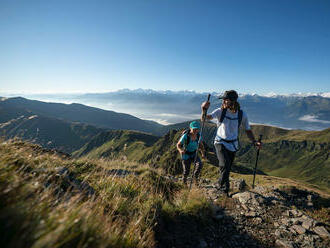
xmin=0 ymin=96 xmax=329 ymax=192
xmin=14 ymin=89 xmax=330 ymax=130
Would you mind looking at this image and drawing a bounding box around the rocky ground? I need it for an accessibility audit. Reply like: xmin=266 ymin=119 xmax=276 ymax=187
xmin=197 ymin=178 xmax=330 ymax=248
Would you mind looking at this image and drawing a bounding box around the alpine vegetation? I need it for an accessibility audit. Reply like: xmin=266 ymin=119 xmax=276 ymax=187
xmin=1 ymin=139 xmax=330 ymax=248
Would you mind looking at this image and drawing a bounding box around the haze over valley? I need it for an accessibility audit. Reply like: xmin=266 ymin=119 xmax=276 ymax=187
xmin=5 ymin=89 xmax=330 ymax=130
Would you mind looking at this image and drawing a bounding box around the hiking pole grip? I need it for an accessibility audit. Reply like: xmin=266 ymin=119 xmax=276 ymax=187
xmin=202 ymin=94 xmax=211 ymax=120
xmin=252 ymin=134 xmax=263 ymax=189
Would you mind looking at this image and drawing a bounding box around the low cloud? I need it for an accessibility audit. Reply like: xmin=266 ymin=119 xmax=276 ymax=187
xmin=299 ymin=115 xmax=330 ymax=124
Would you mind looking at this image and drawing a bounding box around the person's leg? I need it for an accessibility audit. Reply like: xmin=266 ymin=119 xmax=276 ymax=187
xmin=193 ymin=156 xmax=203 ymax=184
xmin=214 ymin=144 xmax=233 ymax=193
xmin=223 ymin=149 xmax=236 ymax=193
xmin=182 ymin=158 xmax=192 ymax=184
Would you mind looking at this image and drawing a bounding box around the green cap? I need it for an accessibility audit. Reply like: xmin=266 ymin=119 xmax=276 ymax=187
xmin=190 ymin=121 xmax=200 ymax=129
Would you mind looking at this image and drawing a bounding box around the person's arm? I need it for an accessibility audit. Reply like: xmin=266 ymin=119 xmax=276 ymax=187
xmin=243 ymin=111 xmax=262 ymax=148
xmin=245 ymin=130 xmax=262 ymax=148
xmin=198 ymin=141 xmax=206 ymax=158
xmin=201 ymin=101 xmax=213 ymax=121
xmin=177 ymin=138 xmax=185 ymax=155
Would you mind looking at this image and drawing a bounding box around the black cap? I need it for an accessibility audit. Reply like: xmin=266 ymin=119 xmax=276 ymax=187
xmin=218 ymin=90 xmax=238 ymax=101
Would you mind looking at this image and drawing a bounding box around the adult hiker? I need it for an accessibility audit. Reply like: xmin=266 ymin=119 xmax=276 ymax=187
xmin=201 ymin=90 xmax=262 ymax=196
xmin=176 ymin=121 xmax=205 ymax=186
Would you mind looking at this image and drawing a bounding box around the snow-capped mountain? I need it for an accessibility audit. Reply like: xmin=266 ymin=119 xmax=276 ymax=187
xmin=4 ymin=89 xmax=330 ymax=130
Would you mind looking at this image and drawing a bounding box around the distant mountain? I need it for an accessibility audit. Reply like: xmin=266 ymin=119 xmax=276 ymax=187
xmin=19 ymin=89 xmax=330 ymax=130
xmin=0 ymin=97 xmax=164 ymax=135
xmin=0 ymin=114 xmax=102 ymax=153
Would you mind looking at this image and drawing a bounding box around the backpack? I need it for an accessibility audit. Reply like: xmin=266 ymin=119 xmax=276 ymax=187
xmin=219 ymin=108 xmax=243 ymax=130
xmin=181 ymin=129 xmax=200 ymax=150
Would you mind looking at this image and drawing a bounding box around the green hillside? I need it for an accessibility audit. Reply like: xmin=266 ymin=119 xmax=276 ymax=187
xmin=75 ymin=124 xmax=330 ymax=193
xmin=72 ymin=130 xmax=159 ymax=160
xmin=236 ymin=127 xmax=330 ymax=192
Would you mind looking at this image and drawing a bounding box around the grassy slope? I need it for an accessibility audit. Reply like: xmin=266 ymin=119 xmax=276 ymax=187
xmin=0 ymin=140 xmax=215 ymax=248
xmin=236 ymin=127 xmax=330 ymax=192
xmin=72 ymin=130 xmax=159 ymax=160
xmin=73 ymin=124 xmax=330 ymax=193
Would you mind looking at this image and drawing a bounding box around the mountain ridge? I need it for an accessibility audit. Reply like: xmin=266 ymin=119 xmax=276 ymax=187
xmin=0 ymin=96 xmax=163 ymax=135
xmin=14 ymin=90 xmax=329 ymax=130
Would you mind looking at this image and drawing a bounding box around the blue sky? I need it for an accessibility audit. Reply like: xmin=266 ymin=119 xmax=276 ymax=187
xmin=1 ymin=0 xmax=329 ymax=95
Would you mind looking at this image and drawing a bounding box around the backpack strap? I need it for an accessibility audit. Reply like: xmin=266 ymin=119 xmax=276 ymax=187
xmin=186 ymin=131 xmax=190 ymax=147
xmin=238 ymin=109 xmax=243 ymax=129
xmin=219 ymin=108 xmax=227 ymax=124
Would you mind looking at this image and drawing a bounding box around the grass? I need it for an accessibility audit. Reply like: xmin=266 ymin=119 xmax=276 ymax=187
xmin=0 ymin=139 xmax=215 ymax=248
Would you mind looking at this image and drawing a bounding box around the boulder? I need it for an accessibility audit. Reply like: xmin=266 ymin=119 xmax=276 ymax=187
xmin=313 ymin=226 xmax=330 ymax=239
xmin=302 ymin=218 xmax=315 ymax=230
xmin=292 ymin=225 xmax=306 ymax=235
xmin=275 ymin=239 xmax=294 ymax=248
xmin=232 ymin=191 xmax=265 ymax=206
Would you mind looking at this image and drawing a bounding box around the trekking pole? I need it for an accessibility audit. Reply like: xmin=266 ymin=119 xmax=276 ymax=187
xmin=252 ymin=134 xmax=263 ymax=189
xmin=189 ymin=93 xmax=211 ymax=191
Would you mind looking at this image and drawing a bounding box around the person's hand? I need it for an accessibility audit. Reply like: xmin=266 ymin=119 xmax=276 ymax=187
xmin=254 ymin=141 xmax=262 ymax=149
xmin=179 ymin=149 xmax=185 ymax=155
xmin=201 ymin=101 xmax=210 ymax=110
xmin=201 ymin=152 xmax=206 ymax=159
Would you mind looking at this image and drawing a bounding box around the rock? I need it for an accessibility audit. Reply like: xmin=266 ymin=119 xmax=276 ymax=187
xmin=313 ymin=226 xmax=330 ymax=239
xmin=275 ymin=239 xmax=294 ymax=248
xmin=245 ymin=211 xmax=257 ymax=217
xmin=232 ymin=191 xmax=265 ymax=206
xmin=289 ymin=226 xmax=297 ymax=234
xmin=290 ymin=209 xmax=303 ymax=217
xmin=291 ymin=218 xmax=301 ymax=225
xmin=281 ymin=218 xmax=290 ymax=226
xmin=302 ymin=218 xmax=315 ymax=230
xmin=241 ymin=204 xmax=249 ymax=210
xmin=254 ymin=217 xmax=263 ymax=224
xmin=292 ymin=225 xmax=306 ymax=234
xmin=283 ymin=210 xmax=293 ymax=217
xmin=275 ymin=229 xmax=282 ymax=237
xmin=232 ymin=178 xmax=246 ymax=190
